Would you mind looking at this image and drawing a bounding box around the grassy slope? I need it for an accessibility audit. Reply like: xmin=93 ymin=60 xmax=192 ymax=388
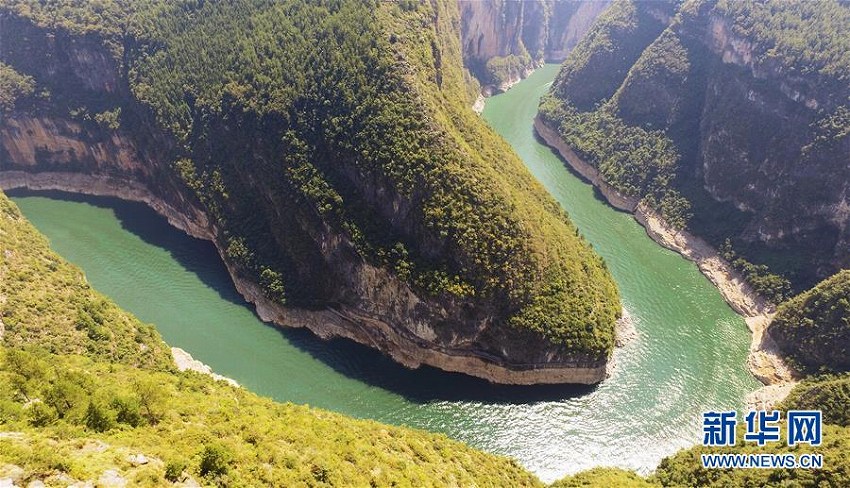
xmin=0 ymin=190 xmax=541 ymax=487
xmin=551 ymin=468 xmax=657 ymax=487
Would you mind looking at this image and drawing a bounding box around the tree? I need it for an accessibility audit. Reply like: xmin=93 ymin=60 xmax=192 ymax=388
xmin=134 ymin=378 xmax=167 ymax=424
xmin=84 ymin=400 xmax=115 ymax=432
xmin=5 ymin=350 xmax=47 ymax=402
xmin=199 ymin=444 xmax=231 ymax=477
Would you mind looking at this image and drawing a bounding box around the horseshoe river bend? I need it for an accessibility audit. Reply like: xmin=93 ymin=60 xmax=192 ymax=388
xmin=9 ymin=64 xmax=759 ymax=483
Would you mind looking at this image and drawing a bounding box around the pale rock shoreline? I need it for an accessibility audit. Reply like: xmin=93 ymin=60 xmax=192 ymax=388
xmin=472 ymin=66 xmax=536 ymax=114
xmin=171 ymin=347 xmax=239 ymax=387
xmin=533 ymin=116 xmax=799 ymax=408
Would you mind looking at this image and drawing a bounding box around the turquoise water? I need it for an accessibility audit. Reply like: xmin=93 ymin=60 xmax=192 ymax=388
xmin=10 ymin=64 xmax=758 ymax=482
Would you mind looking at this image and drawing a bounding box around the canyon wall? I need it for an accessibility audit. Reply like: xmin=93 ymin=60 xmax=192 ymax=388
xmin=459 ymin=0 xmax=609 ymax=93
xmin=547 ymin=0 xmax=850 ymax=290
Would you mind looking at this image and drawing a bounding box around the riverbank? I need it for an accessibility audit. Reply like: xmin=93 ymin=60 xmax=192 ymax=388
xmin=473 ymin=66 xmax=537 ymax=114
xmin=171 ymin=347 xmax=240 ymax=387
xmin=0 ymin=170 xmax=611 ymax=386
xmin=533 ymin=116 xmax=798 ymax=405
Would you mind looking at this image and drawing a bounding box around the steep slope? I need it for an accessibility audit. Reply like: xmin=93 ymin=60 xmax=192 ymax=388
xmin=458 ymin=0 xmax=610 ymax=93
xmin=0 ymin=190 xmax=543 ymax=487
xmin=550 ymin=0 xmax=677 ymax=112
xmin=782 ymin=374 xmax=850 ymax=427
xmin=540 ymin=0 xmax=850 ymax=298
xmin=767 ymin=270 xmax=850 ymax=373
xmin=0 ymin=0 xmax=621 ymax=384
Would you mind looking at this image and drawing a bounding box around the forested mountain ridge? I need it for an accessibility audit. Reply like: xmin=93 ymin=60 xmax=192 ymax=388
xmin=3 ymin=1 xmax=850 ymax=486
xmin=535 ymin=4 xmax=850 ymax=484
xmin=768 ymin=270 xmax=850 ymax=374
xmin=540 ymin=0 xmax=850 ymax=299
xmin=0 ymin=0 xmax=620 ymax=384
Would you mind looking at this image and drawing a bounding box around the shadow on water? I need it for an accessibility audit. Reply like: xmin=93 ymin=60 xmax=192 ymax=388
xmin=281 ymin=327 xmax=597 ymax=404
xmin=9 ymin=188 xmax=597 ymax=405
xmin=8 ymin=188 xmax=247 ymax=307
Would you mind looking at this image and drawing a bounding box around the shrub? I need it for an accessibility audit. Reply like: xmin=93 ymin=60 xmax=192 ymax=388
xmin=28 ymin=402 xmax=57 ymax=427
xmin=83 ymin=400 xmax=115 ymax=432
xmin=134 ymin=378 xmax=167 ymax=424
xmin=199 ymin=444 xmax=231 ymax=477
xmin=165 ymin=459 xmax=187 ymax=482
xmin=112 ymin=396 xmax=143 ymax=427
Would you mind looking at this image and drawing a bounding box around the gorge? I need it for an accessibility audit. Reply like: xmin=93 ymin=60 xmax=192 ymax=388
xmin=6 ymin=65 xmax=759 ymax=481
xmin=2 ymin=0 xmax=850 ymax=486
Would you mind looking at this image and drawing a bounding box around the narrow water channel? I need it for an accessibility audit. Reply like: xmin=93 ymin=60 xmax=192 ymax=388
xmin=9 ymin=64 xmax=758 ymax=482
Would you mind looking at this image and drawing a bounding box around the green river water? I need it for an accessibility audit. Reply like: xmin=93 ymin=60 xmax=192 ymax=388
xmin=10 ymin=64 xmax=759 ymax=482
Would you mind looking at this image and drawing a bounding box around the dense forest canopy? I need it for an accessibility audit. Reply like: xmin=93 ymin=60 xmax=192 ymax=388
xmin=713 ymin=0 xmax=850 ymax=83
xmin=768 ymin=270 xmax=850 ymax=373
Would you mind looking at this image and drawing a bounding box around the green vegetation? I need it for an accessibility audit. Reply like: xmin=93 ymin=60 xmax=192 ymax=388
xmin=712 ymin=0 xmax=850 ymax=84
xmin=485 ymin=52 xmax=533 ymax=88
xmin=538 ymin=95 xmax=691 ymax=229
xmin=0 ymin=353 xmax=542 ymax=487
xmin=540 ymin=2 xmax=693 ymax=229
xmin=642 ymin=269 xmax=850 ymax=486
xmin=0 ymin=62 xmax=34 ymax=113
xmin=654 ymin=423 xmax=850 ymax=487
xmin=610 ymin=29 xmax=692 ymax=130
xmin=542 ymin=0 xmax=850 ymax=299
xmin=0 ymin=190 xmax=543 ymax=486
xmin=783 ymin=374 xmax=850 ymax=427
xmin=551 ymin=468 xmax=658 ymax=487
xmin=548 ymin=373 xmax=850 ymax=487
xmin=720 ymin=239 xmax=792 ymax=304
xmin=551 ymin=0 xmax=675 ymax=111
xmin=768 ymin=270 xmax=850 ymax=373
xmin=93 ymin=108 xmax=121 ymax=130
xmin=0 ymin=194 xmax=171 ymax=369
xmin=2 ymin=0 xmax=621 ymax=357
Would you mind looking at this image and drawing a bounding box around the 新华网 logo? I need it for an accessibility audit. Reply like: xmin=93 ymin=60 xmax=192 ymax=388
xmin=702 ymin=410 xmax=821 ymax=447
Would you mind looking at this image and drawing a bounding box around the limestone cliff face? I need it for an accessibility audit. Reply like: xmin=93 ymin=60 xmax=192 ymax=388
xmin=0 ymin=8 xmax=613 ymax=384
xmin=695 ymin=14 xmax=850 ymax=276
xmin=458 ymin=0 xmax=608 ymax=93
xmin=552 ymin=0 xmax=850 ymax=288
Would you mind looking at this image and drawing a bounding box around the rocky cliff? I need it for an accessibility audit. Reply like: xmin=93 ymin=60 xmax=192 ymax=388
xmin=544 ymin=0 xmax=850 ymax=292
xmin=0 ymin=0 xmax=621 ymax=384
xmin=459 ymin=0 xmax=609 ymax=94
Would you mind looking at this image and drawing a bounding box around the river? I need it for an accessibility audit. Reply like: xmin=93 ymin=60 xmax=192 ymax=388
xmin=9 ymin=64 xmax=759 ymax=482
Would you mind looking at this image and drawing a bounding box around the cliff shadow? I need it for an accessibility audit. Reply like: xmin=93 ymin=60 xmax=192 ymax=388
xmin=7 ymin=188 xmax=248 ymax=308
xmin=275 ymin=326 xmax=598 ymax=405
xmin=9 ymin=188 xmax=598 ymax=404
